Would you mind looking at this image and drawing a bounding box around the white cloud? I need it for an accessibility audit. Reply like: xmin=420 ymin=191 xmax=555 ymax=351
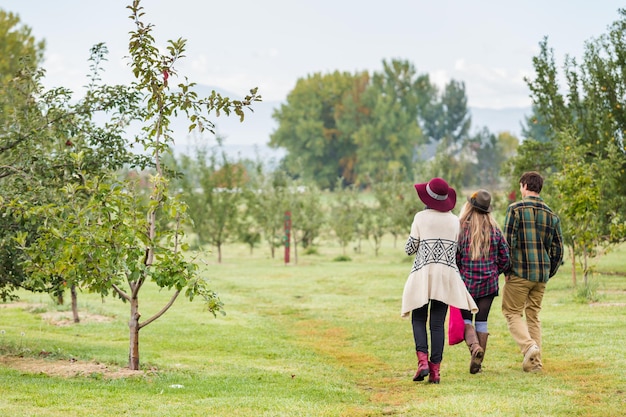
xmin=445 ymin=59 xmax=532 ymax=109
xmin=429 ymin=69 xmax=451 ymax=90
xmin=454 ymin=59 xmax=466 ymax=71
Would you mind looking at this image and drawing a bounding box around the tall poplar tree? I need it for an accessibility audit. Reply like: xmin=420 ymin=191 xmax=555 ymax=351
xmin=0 ymin=10 xmax=46 ymax=300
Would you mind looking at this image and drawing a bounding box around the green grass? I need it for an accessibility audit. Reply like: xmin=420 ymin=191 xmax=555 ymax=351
xmin=1 ymin=239 xmax=625 ymax=416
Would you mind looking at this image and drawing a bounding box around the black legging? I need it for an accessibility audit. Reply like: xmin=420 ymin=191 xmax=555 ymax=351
xmin=461 ymin=294 xmax=495 ymax=323
xmin=411 ymin=299 xmax=447 ymax=364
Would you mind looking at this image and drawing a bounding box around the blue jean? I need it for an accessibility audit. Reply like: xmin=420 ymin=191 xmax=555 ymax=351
xmin=411 ymin=299 xmax=448 ymax=364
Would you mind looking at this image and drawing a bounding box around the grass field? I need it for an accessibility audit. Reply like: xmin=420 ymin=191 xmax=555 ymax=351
xmin=1 ymin=238 xmax=625 ymax=416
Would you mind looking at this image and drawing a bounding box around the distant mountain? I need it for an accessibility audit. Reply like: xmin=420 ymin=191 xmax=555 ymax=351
xmin=470 ymin=107 xmax=531 ymax=138
xmin=171 ymin=85 xmax=531 ymax=160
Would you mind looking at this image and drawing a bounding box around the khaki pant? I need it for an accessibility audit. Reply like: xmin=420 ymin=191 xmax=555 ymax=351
xmin=501 ymin=275 xmax=546 ymax=355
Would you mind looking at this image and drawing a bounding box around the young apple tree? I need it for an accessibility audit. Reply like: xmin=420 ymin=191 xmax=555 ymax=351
xmin=16 ymin=0 xmax=260 ymax=370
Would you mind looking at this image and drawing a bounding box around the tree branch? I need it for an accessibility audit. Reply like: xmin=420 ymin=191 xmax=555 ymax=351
xmin=138 ymin=290 xmax=180 ymax=329
xmin=112 ymin=283 xmax=130 ymax=302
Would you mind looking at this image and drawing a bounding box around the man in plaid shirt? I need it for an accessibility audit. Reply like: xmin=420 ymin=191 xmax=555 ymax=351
xmin=501 ymin=171 xmax=563 ymax=372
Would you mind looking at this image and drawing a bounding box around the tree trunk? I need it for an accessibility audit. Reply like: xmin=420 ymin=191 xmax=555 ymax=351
xmin=582 ymin=247 xmax=589 ymax=287
xmin=71 ymin=285 xmax=80 ymax=323
xmin=128 ymin=297 xmax=141 ymax=370
xmin=217 ymin=243 xmax=222 ymax=263
xmin=569 ymin=246 xmax=577 ymax=287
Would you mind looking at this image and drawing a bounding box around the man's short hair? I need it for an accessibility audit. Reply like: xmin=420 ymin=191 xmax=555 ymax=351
xmin=520 ymin=171 xmax=543 ymax=193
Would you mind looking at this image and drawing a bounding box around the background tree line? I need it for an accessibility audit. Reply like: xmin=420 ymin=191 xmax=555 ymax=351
xmin=269 ymin=59 xmax=518 ymax=190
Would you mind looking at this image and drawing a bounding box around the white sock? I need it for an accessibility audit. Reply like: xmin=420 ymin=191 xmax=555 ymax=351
xmin=475 ymin=321 xmax=488 ymax=333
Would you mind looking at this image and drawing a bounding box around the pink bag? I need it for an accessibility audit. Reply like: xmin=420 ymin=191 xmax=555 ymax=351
xmin=448 ymin=306 xmax=465 ymax=345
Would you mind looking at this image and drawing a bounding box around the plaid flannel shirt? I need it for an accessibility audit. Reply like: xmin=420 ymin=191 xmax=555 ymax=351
xmin=503 ymin=195 xmax=564 ymax=282
xmin=456 ymin=227 xmax=510 ymax=298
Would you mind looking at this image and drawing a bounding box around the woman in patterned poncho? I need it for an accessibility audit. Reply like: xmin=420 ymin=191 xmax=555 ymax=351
xmin=401 ymin=177 xmax=478 ymax=384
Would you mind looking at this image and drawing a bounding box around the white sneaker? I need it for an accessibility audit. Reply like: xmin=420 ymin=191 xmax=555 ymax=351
xmin=522 ymin=345 xmax=542 ymax=372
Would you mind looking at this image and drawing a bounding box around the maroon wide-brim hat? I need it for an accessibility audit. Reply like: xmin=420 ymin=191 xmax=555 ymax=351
xmin=414 ymin=177 xmax=457 ymax=212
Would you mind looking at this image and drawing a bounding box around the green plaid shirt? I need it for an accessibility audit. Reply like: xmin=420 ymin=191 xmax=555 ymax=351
xmin=503 ymin=195 xmax=564 ymax=282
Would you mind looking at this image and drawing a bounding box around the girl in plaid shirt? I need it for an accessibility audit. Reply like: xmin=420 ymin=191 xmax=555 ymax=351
xmin=456 ymin=189 xmax=510 ymax=374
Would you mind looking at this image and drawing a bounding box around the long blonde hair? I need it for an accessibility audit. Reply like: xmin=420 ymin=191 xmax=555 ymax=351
xmin=458 ymin=202 xmax=501 ymax=260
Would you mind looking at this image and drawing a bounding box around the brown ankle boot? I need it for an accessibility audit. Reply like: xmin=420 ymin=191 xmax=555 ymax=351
xmin=428 ymin=361 xmax=440 ymax=384
xmin=464 ymin=324 xmax=484 ymax=374
xmin=413 ymin=351 xmax=429 ymax=381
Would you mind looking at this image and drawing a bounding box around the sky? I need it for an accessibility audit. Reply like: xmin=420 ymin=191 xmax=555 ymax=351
xmin=1 ymin=1 xmax=623 ymax=149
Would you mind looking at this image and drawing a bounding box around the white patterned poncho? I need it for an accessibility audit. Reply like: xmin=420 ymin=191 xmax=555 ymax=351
xmin=401 ymin=209 xmax=479 ymax=318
